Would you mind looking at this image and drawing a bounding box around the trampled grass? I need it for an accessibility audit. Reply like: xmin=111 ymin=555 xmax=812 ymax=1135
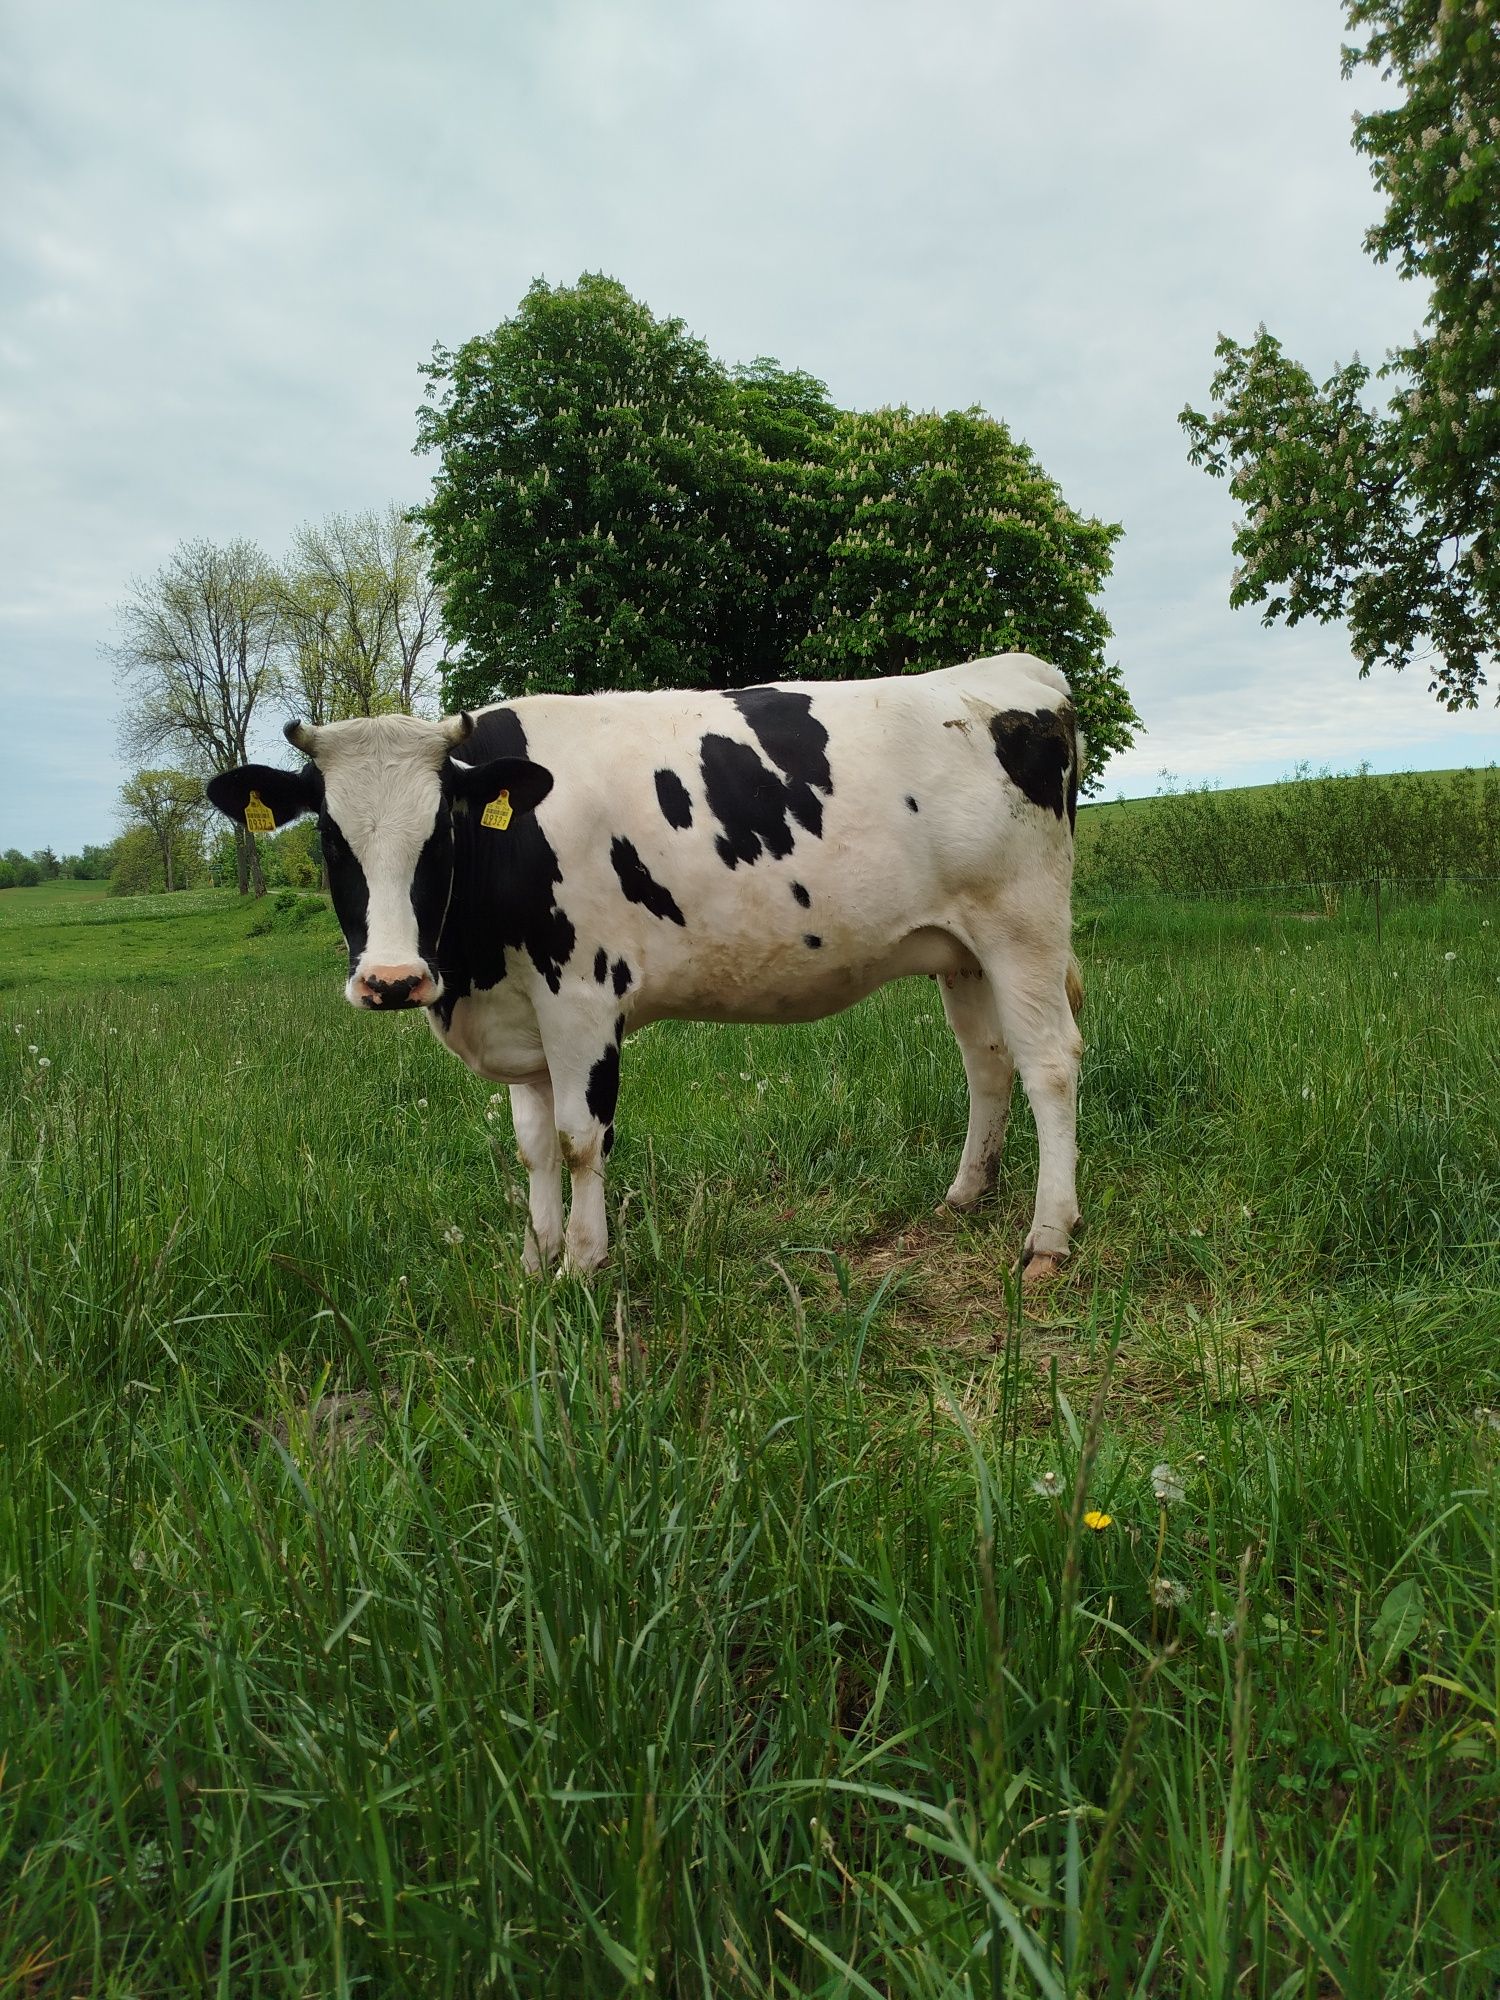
xmin=1 ymin=883 xmax=1497 ymax=1995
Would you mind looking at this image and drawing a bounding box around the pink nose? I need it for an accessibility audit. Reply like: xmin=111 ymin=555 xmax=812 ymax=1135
xmin=351 ymin=964 xmax=438 ymax=1010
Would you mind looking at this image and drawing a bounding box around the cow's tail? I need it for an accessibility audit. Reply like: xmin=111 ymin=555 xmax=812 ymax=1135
xmin=1064 ymin=701 xmax=1084 ymax=834
xmin=1066 ymin=954 xmax=1084 ymax=1020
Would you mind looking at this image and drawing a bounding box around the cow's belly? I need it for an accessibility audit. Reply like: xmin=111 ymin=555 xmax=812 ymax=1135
xmin=646 ymin=925 xmax=979 ymax=1027
xmin=427 ymin=985 xmax=547 ymax=1082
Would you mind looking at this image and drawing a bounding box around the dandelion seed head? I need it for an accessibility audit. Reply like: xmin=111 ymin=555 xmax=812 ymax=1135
xmin=1205 ymin=1611 xmax=1237 ymax=1641
xmin=1153 ymin=1577 xmax=1189 ymax=1609
xmin=1151 ymin=1463 xmax=1186 ymax=1505
xmin=441 ymin=1224 xmax=464 ymax=1247
xmin=1030 ymin=1469 xmax=1062 ymax=1498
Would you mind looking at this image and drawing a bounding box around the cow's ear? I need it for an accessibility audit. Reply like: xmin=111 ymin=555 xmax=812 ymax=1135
xmin=206 ymin=762 xmax=323 ymax=831
xmin=448 ymin=756 xmax=554 ymax=827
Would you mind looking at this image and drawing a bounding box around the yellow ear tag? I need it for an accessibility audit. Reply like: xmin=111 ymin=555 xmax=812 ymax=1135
xmin=480 ymin=790 xmax=513 ymax=831
xmin=244 ymin=790 xmax=276 ymax=833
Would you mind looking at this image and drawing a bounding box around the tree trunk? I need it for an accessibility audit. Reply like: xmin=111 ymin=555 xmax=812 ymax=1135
xmin=234 ymin=825 xmax=251 ymax=895
xmin=249 ymin=835 xmax=267 ymax=897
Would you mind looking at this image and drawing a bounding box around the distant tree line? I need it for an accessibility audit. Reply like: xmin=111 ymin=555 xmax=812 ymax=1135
xmin=0 ymin=845 xmax=113 ymax=890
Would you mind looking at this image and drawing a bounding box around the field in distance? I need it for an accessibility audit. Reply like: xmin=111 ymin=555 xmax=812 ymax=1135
xmin=2 ymin=860 xmax=1497 ymax=1993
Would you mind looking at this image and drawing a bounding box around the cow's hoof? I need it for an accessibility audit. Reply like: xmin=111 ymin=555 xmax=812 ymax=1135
xmin=1021 ymin=1250 xmax=1069 ymax=1285
xmin=523 ymin=1239 xmax=562 ymax=1276
xmin=943 ymin=1183 xmax=984 ymax=1212
xmin=560 ymin=1249 xmax=610 ymax=1280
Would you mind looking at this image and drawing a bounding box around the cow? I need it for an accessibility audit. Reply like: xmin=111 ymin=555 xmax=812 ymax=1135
xmin=205 ymin=654 xmax=1084 ymax=1282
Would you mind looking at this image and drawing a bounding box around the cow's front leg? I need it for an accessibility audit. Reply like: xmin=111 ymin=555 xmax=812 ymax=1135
xmin=510 ymin=1077 xmax=563 ymax=1273
xmin=546 ymin=1021 xmax=623 ymax=1277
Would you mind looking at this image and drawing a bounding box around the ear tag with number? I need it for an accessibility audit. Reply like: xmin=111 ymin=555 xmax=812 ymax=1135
xmin=480 ymin=790 xmax=513 ymax=832
xmin=244 ymin=790 xmax=276 ymax=833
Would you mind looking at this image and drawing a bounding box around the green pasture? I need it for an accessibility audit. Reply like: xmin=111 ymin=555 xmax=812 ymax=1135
xmin=1 ymin=877 xmax=1497 ymax=1996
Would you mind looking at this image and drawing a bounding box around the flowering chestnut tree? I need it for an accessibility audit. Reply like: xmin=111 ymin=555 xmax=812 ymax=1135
xmin=417 ymin=275 xmax=1136 ymax=783
xmin=1181 ymin=0 xmax=1500 ymax=708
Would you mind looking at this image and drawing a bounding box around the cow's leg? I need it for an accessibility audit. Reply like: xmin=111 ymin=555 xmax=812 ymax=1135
xmin=940 ymin=973 xmax=1015 ymax=1209
xmin=510 ymin=1077 xmax=563 ymax=1273
xmin=537 ymin=1018 xmax=622 ymax=1277
xmin=975 ymin=930 xmax=1082 ymax=1280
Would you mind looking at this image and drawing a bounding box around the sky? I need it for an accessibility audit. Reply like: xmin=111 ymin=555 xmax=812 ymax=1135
xmin=4 ymin=0 xmax=1499 ymax=855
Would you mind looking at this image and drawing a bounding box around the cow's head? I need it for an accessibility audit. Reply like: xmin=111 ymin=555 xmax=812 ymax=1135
xmin=206 ymin=713 xmax=553 ymax=1010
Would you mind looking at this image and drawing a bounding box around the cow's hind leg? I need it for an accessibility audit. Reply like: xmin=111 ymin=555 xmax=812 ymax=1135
xmin=510 ymin=1078 xmax=563 ymax=1273
xmin=940 ymin=972 xmax=1015 ymax=1210
xmin=972 ymin=929 xmax=1082 ymax=1281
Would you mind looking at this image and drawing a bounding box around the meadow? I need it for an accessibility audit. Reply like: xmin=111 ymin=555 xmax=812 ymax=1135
xmin=1 ymin=872 xmax=1497 ymax=1996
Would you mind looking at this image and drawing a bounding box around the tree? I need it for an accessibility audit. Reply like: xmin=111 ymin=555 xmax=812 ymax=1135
xmin=417 ymin=275 xmax=1135 ymax=778
xmin=112 ymin=539 xmax=282 ymax=893
xmin=1181 ymin=1 xmax=1500 ymax=708
xmin=795 ymin=406 xmax=1137 ymax=770
xmin=277 ymin=505 xmax=445 ymax=722
xmin=418 ymin=274 xmax=752 ymax=708
xmin=117 ymin=769 xmax=207 ymax=893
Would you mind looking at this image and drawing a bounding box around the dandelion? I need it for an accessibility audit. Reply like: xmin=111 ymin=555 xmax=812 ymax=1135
xmin=397 ymin=1274 xmax=409 ymax=1288
xmin=441 ymin=1224 xmax=464 ymax=1248
xmin=1301 ymin=1084 xmax=1314 ymax=1101
xmin=1443 ymin=951 xmax=1456 ymax=962
xmin=489 ymin=1091 xmax=505 ymax=1105
xmin=416 ymin=1097 xmax=428 ymax=1108
xmin=1151 ymin=1462 xmax=1186 ymax=1505
xmin=1205 ymin=1610 xmax=1237 ymax=1641
xmin=27 ymin=1044 xmax=37 ymax=1055
xmin=36 ymin=1056 xmax=50 ymax=1069
xmin=1030 ymin=1469 xmax=1062 ymax=1499
xmin=1082 ymin=1509 xmax=1113 ymax=1532
xmin=1152 ymin=1577 xmax=1189 ymax=1609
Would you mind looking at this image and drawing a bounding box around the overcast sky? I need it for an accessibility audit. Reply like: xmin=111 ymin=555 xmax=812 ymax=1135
xmin=4 ymin=0 xmax=1498 ymax=855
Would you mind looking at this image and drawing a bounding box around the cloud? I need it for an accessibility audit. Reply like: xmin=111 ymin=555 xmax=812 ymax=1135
xmin=3 ymin=0 xmax=1497 ymax=853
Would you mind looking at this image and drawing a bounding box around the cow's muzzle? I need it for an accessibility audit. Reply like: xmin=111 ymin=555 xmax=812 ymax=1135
xmin=349 ymin=964 xmax=440 ymax=1010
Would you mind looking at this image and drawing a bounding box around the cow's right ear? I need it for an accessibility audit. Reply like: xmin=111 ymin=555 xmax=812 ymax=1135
xmin=205 ymin=762 xmax=323 ymax=831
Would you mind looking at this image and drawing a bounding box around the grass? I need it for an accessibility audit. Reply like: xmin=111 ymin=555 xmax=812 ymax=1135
xmin=1 ymin=880 xmax=1497 ymax=1996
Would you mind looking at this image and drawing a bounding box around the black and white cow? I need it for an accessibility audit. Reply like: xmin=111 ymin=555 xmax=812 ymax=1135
xmin=206 ymin=655 xmax=1084 ymax=1280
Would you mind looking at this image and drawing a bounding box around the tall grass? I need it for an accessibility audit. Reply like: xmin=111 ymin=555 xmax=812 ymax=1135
xmin=1079 ymin=763 xmax=1500 ymax=898
xmin=1 ymin=891 xmax=1497 ymax=1994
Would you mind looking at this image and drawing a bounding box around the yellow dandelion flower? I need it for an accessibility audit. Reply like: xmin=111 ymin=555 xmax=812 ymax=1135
xmin=1082 ymin=1510 xmax=1113 ymax=1532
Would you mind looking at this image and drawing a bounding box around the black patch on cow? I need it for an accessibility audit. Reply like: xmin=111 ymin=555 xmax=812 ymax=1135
xmin=614 ymin=1013 xmax=625 ymax=1045
xmin=804 ymin=934 xmax=822 ymax=950
xmin=611 ymin=958 xmax=632 ymax=996
xmin=989 ymin=704 xmax=1078 ymax=828
xmin=729 ymin=688 xmax=832 ymax=829
xmin=791 ymin=881 xmax=811 ymax=909
xmin=905 ymin=794 xmax=920 ymax=814
xmin=318 ymin=812 xmax=370 ymax=973
xmin=700 ymin=687 xmax=834 ymax=870
xmin=655 ymin=768 xmax=693 ymax=829
xmin=593 ymin=948 xmax=608 ymax=983
xmin=699 ymin=734 xmax=796 ymax=868
xmin=431 ymin=705 xmax=576 ymax=1026
xmin=586 ymin=1042 xmax=621 ymax=1128
xmin=610 ymin=837 xmax=685 ymax=926
xmin=602 ymin=1123 xmax=615 ymax=1157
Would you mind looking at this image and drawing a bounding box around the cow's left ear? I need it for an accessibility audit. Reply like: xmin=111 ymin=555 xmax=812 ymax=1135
xmin=447 ymin=756 xmax=554 ymax=825
xmin=206 ymin=762 xmax=323 ymax=830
